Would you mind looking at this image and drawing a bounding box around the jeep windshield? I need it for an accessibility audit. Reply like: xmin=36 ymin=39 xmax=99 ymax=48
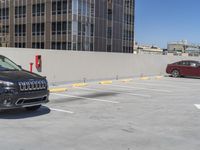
xmin=0 ymin=56 xmax=22 ymax=71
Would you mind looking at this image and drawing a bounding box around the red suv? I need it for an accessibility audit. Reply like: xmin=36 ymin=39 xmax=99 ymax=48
xmin=166 ymin=60 xmax=200 ymax=77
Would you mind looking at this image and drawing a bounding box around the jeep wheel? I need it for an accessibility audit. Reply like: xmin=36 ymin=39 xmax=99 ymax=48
xmin=172 ymin=70 xmax=180 ymax=78
xmin=25 ymin=105 xmax=41 ymax=111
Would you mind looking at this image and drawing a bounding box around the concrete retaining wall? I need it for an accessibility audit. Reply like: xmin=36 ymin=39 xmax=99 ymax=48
xmin=0 ymin=48 xmax=199 ymax=84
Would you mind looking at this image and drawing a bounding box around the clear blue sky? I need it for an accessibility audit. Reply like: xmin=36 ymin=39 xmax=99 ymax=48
xmin=135 ymin=0 xmax=200 ymax=48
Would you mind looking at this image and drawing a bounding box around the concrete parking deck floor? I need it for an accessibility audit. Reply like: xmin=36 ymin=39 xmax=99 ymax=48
xmin=1 ymin=77 xmax=200 ymax=150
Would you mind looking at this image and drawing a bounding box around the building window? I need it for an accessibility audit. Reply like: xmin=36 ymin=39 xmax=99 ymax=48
xmin=123 ymin=46 xmax=133 ymax=53
xmin=32 ymin=42 xmax=44 ymax=49
xmin=15 ymin=6 xmax=26 ymax=18
xmin=52 ymin=0 xmax=69 ymax=15
xmin=67 ymin=22 xmax=71 ymax=34
xmin=124 ymin=13 xmax=133 ymax=25
xmin=72 ymin=0 xmax=78 ymax=15
xmin=52 ymin=42 xmax=62 ymax=50
xmin=15 ymin=43 xmax=26 ymax=48
xmin=72 ymin=43 xmax=76 ymax=50
xmin=107 ymin=27 xmax=112 ymax=39
xmin=91 ymin=24 xmax=94 ymax=36
xmin=107 ymin=45 xmax=111 ymax=52
xmin=51 ymin=42 xmax=56 ymax=49
xmin=52 ymin=21 xmax=68 ymax=35
xmin=81 ymin=23 xmax=85 ymax=35
xmin=51 ymin=42 xmax=69 ymax=50
xmin=77 ymin=0 xmax=93 ymax=17
xmin=62 ymin=42 xmax=67 ymax=50
xmin=0 ymin=8 xmax=9 ymax=20
xmin=78 ymin=22 xmax=81 ymax=35
xmin=90 ymin=3 xmax=94 ymax=17
xmin=89 ymin=43 xmax=93 ymax=51
xmin=32 ymin=23 xmax=45 ymax=36
xmin=52 ymin=22 xmax=58 ymax=35
xmin=68 ymin=42 xmax=71 ymax=50
xmin=0 ymin=25 xmax=9 ymax=33
xmin=108 ymin=9 xmax=112 ymax=20
xmin=15 ymin=24 xmax=26 ymax=36
xmin=32 ymin=3 xmax=45 ymax=16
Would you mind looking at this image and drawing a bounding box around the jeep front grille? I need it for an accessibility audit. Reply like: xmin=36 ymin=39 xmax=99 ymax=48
xmin=16 ymin=96 xmax=48 ymax=105
xmin=18 ymin=80 xmax=47 ymax=92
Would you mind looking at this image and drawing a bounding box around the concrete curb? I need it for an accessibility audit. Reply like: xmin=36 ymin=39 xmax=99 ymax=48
xmin=99 ymin=80 xmax=113 ymax=85
xmin=50 ymin=88 xmax=68 ymax=93
xmin=121 ymin=79 xmax=133 ymax=83
xmin=140 ymin=77 xmax=150 ymax=80
xmin=72 ymin=83 xmax=88 ymax=87
xmin=155 ymin=76 xmax=163 ymax=79
xmin=50 ymin=75 xmax=164 ymax=93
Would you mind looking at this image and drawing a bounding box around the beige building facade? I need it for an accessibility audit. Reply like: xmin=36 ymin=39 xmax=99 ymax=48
xmin=0 ymin=0 xmax=135 ymax=53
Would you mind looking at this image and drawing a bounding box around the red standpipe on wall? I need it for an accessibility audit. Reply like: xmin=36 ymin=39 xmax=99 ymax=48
xmin=29 ymin=63 xmax=34 ymax=73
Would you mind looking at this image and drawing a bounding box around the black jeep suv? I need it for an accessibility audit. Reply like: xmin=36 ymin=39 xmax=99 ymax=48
xmin=0 ymin=55 xmax=49 ymax=111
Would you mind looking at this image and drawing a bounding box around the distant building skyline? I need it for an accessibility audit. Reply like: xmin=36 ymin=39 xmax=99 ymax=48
xmin=167 ymin=40 xmax=200 ymax=54
xmin=136 ymin=0 xmax=200 ymax=48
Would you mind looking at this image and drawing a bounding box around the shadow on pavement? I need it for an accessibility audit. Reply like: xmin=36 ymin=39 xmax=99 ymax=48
xmin=167 ymin=75 xmax=200 ymax=80
xmin=0 ymin=106 xmax=50 ymax=120
xmin=51 ymin=92 xmax=119 ymax=104
xmin=182 ymin=76 xmax=200 ymax=79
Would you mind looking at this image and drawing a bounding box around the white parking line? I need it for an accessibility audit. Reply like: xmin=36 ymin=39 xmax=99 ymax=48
xmin=50 ymin=108 xmax=74 ymax=114
xmin=194 ymin=104 xmax=200 ymax=109
xmin=156 ymin=78 xmax=200 ymax=86
xmin=75 ymin=87 xmax=151 ymax=98
xmin=109 ymin=84 xmax=172 ymax=93
xmin=127 ymin=82 xmax=178 ymax=88
xmin=52 ymin=93 xmax=119 ymax=104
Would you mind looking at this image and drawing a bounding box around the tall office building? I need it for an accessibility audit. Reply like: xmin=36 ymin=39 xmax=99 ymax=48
xmin=0 ymin=0 xmax=134 ymax=53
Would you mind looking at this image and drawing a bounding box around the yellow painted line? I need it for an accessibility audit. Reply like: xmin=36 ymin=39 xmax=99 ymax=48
xmin=121 ymin=78 xmax=133 ymax=83
xmin=99 ymin=80 xmax=113 ymax=85
xmin=155 ymin=76 xmax=163 ymax=79
xmin=140 ymin=77 xmax=150 ymax=80
xmin=50 ymin=88 xmax=68 ymax=93
xmin=72 ymin=83 xmax=88 ymax=87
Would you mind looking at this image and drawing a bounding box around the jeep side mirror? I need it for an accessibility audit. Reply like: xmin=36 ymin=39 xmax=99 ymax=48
xmin=18 ymin=65 xmax=22 ymax=69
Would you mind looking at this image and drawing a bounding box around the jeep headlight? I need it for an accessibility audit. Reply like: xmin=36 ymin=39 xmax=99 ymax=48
xmin=0 ymin=80 xmax=14 ymax=86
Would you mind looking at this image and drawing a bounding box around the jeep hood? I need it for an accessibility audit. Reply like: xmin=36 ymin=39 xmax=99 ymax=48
xmin=0 ymin=70 xmax=44 ymax=81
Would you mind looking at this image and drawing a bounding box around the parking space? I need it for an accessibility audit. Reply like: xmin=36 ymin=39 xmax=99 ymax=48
xmin=1 ymin=76 xmax=200 ymax=150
